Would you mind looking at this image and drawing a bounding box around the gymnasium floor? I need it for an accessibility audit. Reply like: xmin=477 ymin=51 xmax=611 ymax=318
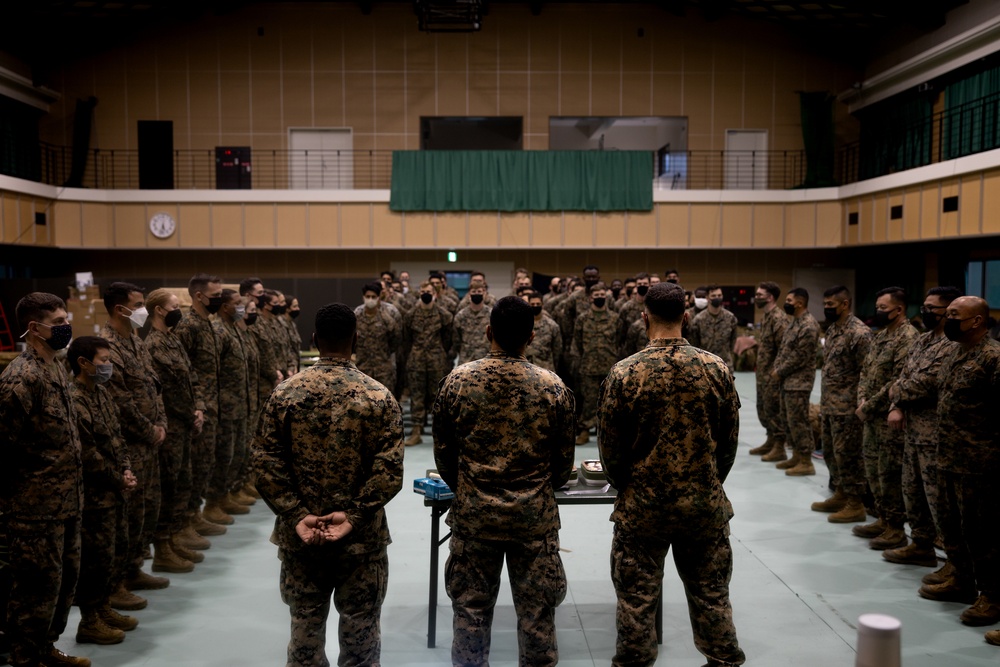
xmin=57 ymin=371 xmax=999 ymax=666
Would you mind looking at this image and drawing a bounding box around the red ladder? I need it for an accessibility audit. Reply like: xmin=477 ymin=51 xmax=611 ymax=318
xmin=0 ymin=301 xmax=15 ymax=351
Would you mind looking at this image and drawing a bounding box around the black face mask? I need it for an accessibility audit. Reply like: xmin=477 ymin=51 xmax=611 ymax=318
xmin=944 ymin=317 xmax=971 ymax=342
xmin=611 ymin=288 xmax=621 ymax=300
xmin=710 ymin=298 xmax=723 ymax=308
xmin=667 ymin=278 xmax=678 ymax=284
xmin=920 ymin=310 xmax=941 ymax=330
xmin=245 ymin=312 xmax=259 ymax=326
xmin=636 ymin=285 xmax=649 ymax=297
xmin=625 ymin=287 xmax=634 ymax=298
xmin=205 ymin=296 xmax=224 ymax=314
xmin=823 ymin=307 xmax=839 ymax=323
xmin=272 ymin=305 xmax=287 ymax=316
xmin=874 ymin=309 xmax=895 ymax=327
xmin=531 ymin=306 xmax=543 ymax=317
xmin=420 ymin=293 xmax=433 ymax=305
xmin=593 ymin=298 xmax=606 ymax=309
xmin=289 ymin=309 xmax=301 ymax=320
xmin=39 ymin=323 xmax=73 ymax=351
xmin=165 ymin=309 xmax=183 ymax=329
xmin=754 ymin=298 xmax=769 ymax=310
xmin=470 ymin=293 xmax=484 ymax=305
xmin=783 ymin=303 xmax=796 ymax=316
xmin=258 ymin=295 xmax=270 ymax=309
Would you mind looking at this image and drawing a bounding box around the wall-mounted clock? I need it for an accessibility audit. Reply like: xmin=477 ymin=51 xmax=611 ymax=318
xmin=149 ymin=212 xmax=177 ymax=239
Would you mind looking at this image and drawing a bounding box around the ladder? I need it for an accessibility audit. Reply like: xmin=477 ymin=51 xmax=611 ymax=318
xmin=0 ymin=301 xmax=14 ymax=351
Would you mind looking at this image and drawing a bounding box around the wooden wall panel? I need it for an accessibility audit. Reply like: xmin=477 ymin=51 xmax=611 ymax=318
xmin=2 ymin=195 xmax=22 ymax=244
xmin=784 ymin=203 xmax=815 ymax=247
xmin=308 ymin=205 xmax=339 ymax=247
xmin=53 ymin=201 xmax=83 ymax=247
xmin=403 ymin=212 xmax=435 ymax=247
xmin=690 ymin=205 xmax=721 ymax=247
xmin=81 ymin=203 xmax=112 ymax=247
xmin=858 ymin=197 xmax=874 ymax=245
xmin=212 ymin=204 xmax=244 ymax=247
xmin=178 ymin=205 xmax=211 ymax=247
xmin=658 ymin=205 xmax=689 ymax=247
xmin=887 ymin=191 xmax=904 ymax=242
xmin=438 ymin=213 xmax=468 ymax=248
xmin=815 ymin=202 xmax=841 ymax=247
xmin=275 ymin=205 xmax=308 ymax=247
xmin=903 ymin=191 xmax=921 ymax=240
xmin=563 ymin=213 xmax=593 ymax=247
xmin=594 ymin=213 xmax=625 ymax=247
xmin=982 ymin=170 xmax=1000 ymax=235
xmin=244 ymin=204 xmax=275 ymax=248
xmin=340 ymin=205 xmax=372 ymax=247
xmin=500 ymin=213 xmax=531 ymax=248
xmin=940 ymin=179 xmax=960 ymax=238
xmin=532 ymin=213 xmax=562 ymax=247
xmin=720 ymin=205 xmax=752 ymax=248
xmin=872 ymin=195 xmax=888 ymax=243
xmin=843 ymin=201 xmax=859 ymax=246
xmin=920 ymin=185 xmax=939 ymax=240
xmin=468 ymin=212 xmax=499 ymax=247
xmin=371 ymin=205 xmax=403 ymax=248
xmin=959 ymin=177 xmax=982 ymax=237
xmin=753 ymin=204 xmax=783 ymax=247
xmin=626 ymin=211 xmax=656 ymax=248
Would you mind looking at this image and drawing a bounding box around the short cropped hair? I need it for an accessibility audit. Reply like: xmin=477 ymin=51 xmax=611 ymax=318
xmin=927 ymin=286 xmax=963 ymax=303
xmin=587 ymin=281 xmax=608 ymax=295
xmin=788 ymin=287 xmax=810 ymax=305
xmin=635 ymin=272 xmax=650 ymax=281
xmin=490 ymin=296 xmax=534 ymax=354
xmin=758 ymin=281 xmax=781 ymax=301
xmin=104 ymin=282 xmax=144 ymax=314
xmin=188 ymin=273 xmax=222 ymax=297
xmin=238 ymin=277 xmax=263 ymax=296
xmin=823 ymin=285 xmax=850 ymax=300
xmin=314 ymin=303 xmax=356 ymax=349
xmin=16 ymin=292 xmax=65 ymax=329
xmin=583 ymin=264 xmax=600 ymax=273
xmin=645 ymin=282 xmax=686 ymax=323
xmin=526 ymin=291 xmax=542 ymax=301
xmin=363 ymin=281 xmax=383 ymax=295
xmin=221 ymin=288 xmax=239 ymax=303
xmin=67 ymin=336 xmax=110 ymax=376
xmin=706 ymin=284 xmax=722 ymax=293
xmin=380 ymin=270 xmax=395 ymax=280
xmin=876 ymin=286 xmax=907 ymax=307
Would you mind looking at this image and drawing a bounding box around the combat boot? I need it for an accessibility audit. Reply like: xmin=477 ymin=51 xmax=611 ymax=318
xmin=242 ymin=483 xmax=261 ymax=499
xmin=202 ymin=503 xmax=234 ymax=525
xmin=775 ymin=450 xmax=801 ymax=470
xmin=785 ymin=456 xmax=815 ymax=476
xmin=575 ymin=430 xmax=590 ymax=445
xmin=171 ymin=536 xmax=205 ymax=564
xmin=231 ymin=488 xmax=256 ymax=505
xmin=986 ymin=629 xmax=1000 ymax=646
xmin=152 ymin=540 xmax=194 ymax=573
xmin=220 ymin=493 xmax=250 ymax=515
xmin=42 ymin=647 xmax=92 ymax=667
xmin=828 ymin=497 xmax=867 ymax=523
xmin=76 ymin=608 xmax=125 ymax=645
xmin=852 ymin=517 xmax=886 ymax=538
xmin=869 ymin=525 xmax=908 ymax=550
xmin=922 ymin=561 xmax=955 ymax=586
xmin=749 ymin=434 xmax=773 ymax=456
xmin=108 ymin=583 xmax=147 ymax=610
xmin=811 ymin=490 xmax=847 ymax=513
xmin=176 ymin=524 xmax=211 ymax=550
xmin=961 ymin=595 xmax=1000 ymax=626
xmin=98 ymin=604 xmax=138 ymax=631
xmin=193 ymin=510 xmax=227 ymax=535
xmin=125 ymin=569 xmax=170 ymax=591
xmin=883 ymin=541 xmax=938 ymax=567
xmin=760 ymin=439 xmax=787 ymax=462
xmin=919 ymin=577 xmax=977 ymax=604
xmin=404 ymin=426 xmax=423 ymax=446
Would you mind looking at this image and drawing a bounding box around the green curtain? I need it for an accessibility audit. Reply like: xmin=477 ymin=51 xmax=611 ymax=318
xmin=798 ymin=92 xmax=837 ymax=187
xmin=389 ymin=150 xmax=653 ymax=212
xmin=943 ymin=65 xmax=1000 ymax=159
xmin=858 ymin=95 xmax=932 ymax=180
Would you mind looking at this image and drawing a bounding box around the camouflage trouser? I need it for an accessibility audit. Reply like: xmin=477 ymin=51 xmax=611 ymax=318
xmin=225 ymin=417 xmax=250 ymax=495
xmin=407 ymin=368 xmax=448 ymax=428
xmin=156 ymin=418 xmax=192 ymax=539
xmin=755 ymin=373 xmax=785 ymax=440
xmin=902 ymin=441 xmax=940 ymax=545
xmin=5 ymin=517 xmax=81 ymax=667
xmin=78 ymin=502 xmax=126 ymax=609
xmin=936 ymin=470 xmax=1000 ymax=595
xmin=445 ymin=532 xmax=566 ymax=667
xmin=127 ymin=441 xmax=160 ymax=575
xmin=821 ymin=413 xmax=865 ymax=497
xmin=278 ymin=546 xmax=388 ymax=667
xmin=611 ymin=526 xmax=744 ymax=667
xmin=188 ymin=412 xmax=217 ymax=514
xmin=862 ymin=421 xmax=906 ymax=526
xmin=579 ymin=374 xmax=608 ymax=431
xmin=781 ymin=390 xmax=814 ymax=455
xmin=208 ymin=418 xmax=240 ymax=503
xmin=357 ymin=362 xmax=396 ymax=397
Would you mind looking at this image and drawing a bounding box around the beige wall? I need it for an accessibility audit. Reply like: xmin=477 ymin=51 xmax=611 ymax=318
xmin=41 ymin=3 xmax=858 ymax=153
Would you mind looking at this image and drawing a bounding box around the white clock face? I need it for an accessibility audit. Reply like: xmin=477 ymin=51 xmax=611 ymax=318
xmin=149 ymin=212 xmax=177 ymax=239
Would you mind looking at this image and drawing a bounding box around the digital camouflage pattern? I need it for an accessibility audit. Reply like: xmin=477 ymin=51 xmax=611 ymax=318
xmin=279 ymin=315 xmax=302 ymax=374
xmin=404 ymin=305 xmax=454 ymax=428
xmin=77 ymin=504 xmax=125 ymax=611
xmin=820 ymin=314 xmax=871 ymax=494
xmin=621 ymin=317 xmax=649 ymax=359
xmin=68 ymin=380 xmax=129 ymax=509
xmin=214 ymin=319 xmax=253 ymax=500
xmin=575 ymin=308 xmax=620 ymax=429
xmin=598 ymin=337 xmax=743 ymax=667
xmin=689 ymin=308 xmax=739 ymax=369
xmin=451 ymin=305 xmax=492 ymax=366
xmin=250 ymin=314 xmax=282 ymax=407
xmin=783 ymin=390 xmax=814 ymax=456
xmin=525 ymin=315 xmax=562 ymax=372
xmin=616 ymin=299 xmax=644 ymax=351
xmin=243 ymin=322 xmax=262 ymax=417
xmin=771 ymin=312 xmax=820 ymax=392
xmin=755 ymin=306 xmax=790 ymax=440
xmin=858 ymin=320 xmax=918 ymax=420
xmin=354 ymin=302 xmax=401 ymax=391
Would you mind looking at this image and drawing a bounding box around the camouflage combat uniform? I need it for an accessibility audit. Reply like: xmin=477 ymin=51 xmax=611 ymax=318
xmin=174 ymin=310 xmax=221 ymax=517
xmin=616 ymin=298 xmax=644 ymax=353
xmin=403 ymin=304 xmax=454 ymax=429
xmin=214 ymin=318 xmax=253 ymax=500
xmin=280 ymin=315 xmax=302 ymax=375
xmin=889 ymin=332 xmax=954 ymax=545
xmin=69 ymin=378 xmax=130 ymax=613
xmin=451 ymin=305 xmax=492 ymax=366
xmin=934 ymin=336 xmax=1000 ymax=597
xmin=457 ymin=292 xmax=496 ymax=311
xmin=252 ymin=358 xmax=404 ymax=667
xmin=433 ymin=351 xmax=575 ymax=667
xmin=771 ymin=312 xmax=821 ymax=456
xmin=146 ymin=327 xmax=204 ymax=539
xmin=249 ymin=313 xmax=282 ymax=413
xmin=858 ymin=319 xmax=918 ymax=527
xmin=755 ymin=306 xmax=790 ymax=443
xmin=621 ymin=317 xmax=649 ymax=358
xmin=242 ymin=321 xmax=261 ymax=418
xmin=526 ymin=315 xmax=562 ymax=372
xmin=354 ymin=302 xmax=402 ymax=392
xmin=0 ymin=347 xmax=84 ymax=667
xmin=101 ymin=322 xmax=166 ymax=575
xmin=689 ymin=308 xmax=739 ymax=370
xmin=598 ymin=338 xmax=745 ymax=667
xmin=574 ymin=307 xmax=620 ymax=430
xmin=820 ymin=314 xmax=871 ymax=496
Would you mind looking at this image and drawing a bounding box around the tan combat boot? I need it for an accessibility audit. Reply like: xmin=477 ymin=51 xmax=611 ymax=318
xmin=242 ymin=483 xmax=261 ymax=499
xmin=852 ymin=517 xmax=886 ymax=538
xmin=76 ymin=608 xmax=126 ymax=645
xmin=175 ymin=524 xmax=211 ymax=550
xmin=922 ymin=561 xmax=955 ymax=586
xmin=986 ymin=629 xmax=1000 ymax=646
xmin=231 ymin=488 xmax=257 ymax=505
xmin=883 ymin=541 xmax=938 ymax=567
xmin=44 ymin=647 xmax=93 ymax=667
xmin=152 ymin=540 xmax=194 ymax=574
xmin=404 ymin=426 xmax=424 ymax=446
xmin=98 ymin=604 xmax=138 ymax=631
xmin=869 ymin=525 xmax=908 ymax=550
xmin=125 ymin=569 xmax=170 ymax=591
xmin=785 ymin=455 xmax=815 ymax=476
xmin=775 ymin=450 xmax=801 ymax=470
xmin=749 ymin=434 xmax=773 ymax=456
xmin=108 ymin=583 xmax=147 ymax=610
xmin=811 ymin=490 xmax=847 ymax=513
xmin=828 ymin=497 xmax=868 ymax=523
xmin=193 ymin=510 xmax=227 ymax=535
xmin=219 ymin=493 xmax=250 ymax=515
xmin=202 ymin=503 xmax=235 ymax=526
xmin=575 ymin=430 xmax=590 ymax=445
xmin=171 ymin=535 xmax=205 ymax=563
xmin=761 ymin=439 xmax=787 ymax=462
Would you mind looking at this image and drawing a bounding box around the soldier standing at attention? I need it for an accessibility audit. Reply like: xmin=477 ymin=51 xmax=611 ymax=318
xmin=253 ymin=303 xmax=403 ymax=667
xmin=451 ymin=283 xmax=492 ymax=365
xmin=524 ymin=291 xmax=562 ymax=372
xmin=616 ymin=273 xmax=650 ymax=355
xmin=402 ymin=281 xmax=454 ymax=446
xmin=354 ymin=281 xmax=402 ymax=391
xmin=769 ymin=288 xmax=821 ymax=475
xmin=574 ymin=282 xmax=619 ymax=445
xmin=809 ymin=286 xmax=872 ymax=522
xmin=883 ymin=286 xmax=961 ymax=568
xmin=598 ymin=282 xmax=744 ymax=667
xmin=750 ymin=281 xmax=790 ymax=459
xmin=689 ymin=284 xmax=739 ymax=370
xmin=100 ymin=282 xmax=169 ymax=592
xmin=0 ymin=293 xmax=90 ymax=667
xmin=853 ymin=287 xmax=918 ymax=550
xmin=433 ymin=296 xmax=575 ymax=667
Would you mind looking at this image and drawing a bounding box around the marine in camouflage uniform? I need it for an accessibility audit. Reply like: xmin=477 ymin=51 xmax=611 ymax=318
xmin=433 ymin=327 xmax=575 ymax=667
xmin=857 ymin=308 xmax=917 ymax=539
xmin=770 ymin=305 xmax=820 ymax=469
xmin=0 ymin=334 xmax=84 ymax=667
xmin=402 ymin=295 xmax=454 ymax=442
xmin=921 ymin=305 xmax=1000 ymax=618
xmin=213 ymin=312 xmax=253 ymax=508
xmin=250 ymin=309 xmax=283 ymax=414
xmin=752 ymin=299 xmax=790 ymax=454
xmin=689 ymin=307 xmax=739 ymax=370
xmin=252 ymin=350 xmax=403 ymax=667
xmin=574 ymin=297 xmax=619 ymax=438
xmin=100 ymin=319 xmax=167 ymax=580
xmin=621 ymin=316 xmax=649 ymax=358
xmin=280 ymin=313 xmax=303 ymax=376
xmin=451 ymin=303 xmax=492 ymax=366
xmin=526 ymin=312 xmax=562 ymax=372
xmin=598 ymin=303 xmax=744 ymax=667
xmin=354 ymin=300 xmax=402 ymax=392
xmin=615 ymin=295 xmax=645 ymax=354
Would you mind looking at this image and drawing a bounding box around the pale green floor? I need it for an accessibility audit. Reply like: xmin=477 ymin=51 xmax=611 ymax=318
xmin=57 ymin=371 xmax=1000 ymax=666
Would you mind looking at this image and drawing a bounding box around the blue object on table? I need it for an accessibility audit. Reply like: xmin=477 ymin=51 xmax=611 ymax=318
xmin=413 ymin=477 xmax=455 ymax=500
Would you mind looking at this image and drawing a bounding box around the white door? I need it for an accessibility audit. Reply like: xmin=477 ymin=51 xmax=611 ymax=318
xmin=725 ymin=129 xmax=768 ymax=190
xmin=289 ymin=128 xmax=353 ymax=189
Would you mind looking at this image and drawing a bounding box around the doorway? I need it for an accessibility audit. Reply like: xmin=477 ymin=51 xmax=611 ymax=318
xmin=725 ymin=129 xmax=768 ymax=190
xmin=288 ymin=128 xmax=353 ymax=189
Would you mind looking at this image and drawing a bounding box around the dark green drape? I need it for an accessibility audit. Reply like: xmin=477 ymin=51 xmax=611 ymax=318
xmin=943 ymin=65 xmax=1000 ymax=159
xmin=798 ymin=92 xmax=837 ymax=188
xmin=858 ymin=95 xmax=932 ymax=180
xmin=389 ymin=150 xmax=653 ymax=212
